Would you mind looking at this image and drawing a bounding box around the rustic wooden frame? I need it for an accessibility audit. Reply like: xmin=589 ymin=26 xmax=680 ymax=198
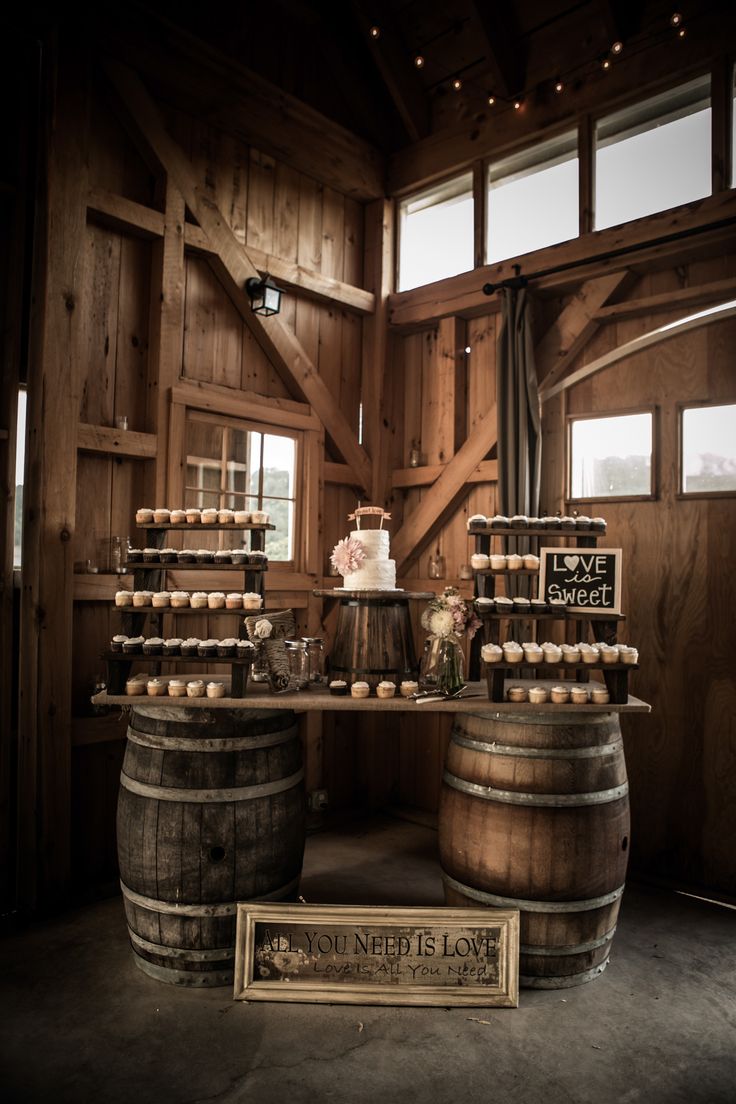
xmin=538 ymin=545 xmax=623 ymax=616
xmin=565 ymin=406 xmax=658 ymax=503
xmin=233 ymin=903 xmax=519 ymax=1007
xmin=676 ymin=398 xmax=736 ymax=499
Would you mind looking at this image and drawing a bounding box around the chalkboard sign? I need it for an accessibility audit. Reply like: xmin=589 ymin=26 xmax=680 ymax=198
xmin=538 ymin=546 xmax=623 ymax=614
xmin=233 ymin=904 xmax=519 ymax=1007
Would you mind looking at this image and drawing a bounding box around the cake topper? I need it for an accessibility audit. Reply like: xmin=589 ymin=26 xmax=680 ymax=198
xmin=348 ymin=506 xmax=392 ymax=529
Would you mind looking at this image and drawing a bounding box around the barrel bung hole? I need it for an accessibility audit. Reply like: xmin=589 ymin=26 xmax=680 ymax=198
xmin=209 ymin=846 xmax=227 ymax=863
xmin=621 ymin=835 xmax=628 ymax=852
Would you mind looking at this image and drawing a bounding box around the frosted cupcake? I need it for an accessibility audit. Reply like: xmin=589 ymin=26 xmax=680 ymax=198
xmin=111 ymin=635 xmax=128 ymax=653
xmin=146 ymin=677 xmax=167 ymax=697
xmin=489 ymin=553 xmax=507 ymax=570
xmin=494 ymin=596 xmax=513 ymax=615
xmin=550 ymin=685 xmax=570 ymax=704
xmin=502 ymin=641 xmax=524 ymax=663
xmin=562 ymin=644 xmax=581 ymax=664
xmin=167 ymin=679 xmax=187 ymax=698
xmin=226 ymin=592 xmax=243 ymax=609
xmin=190 ymin=592 xmax=209 ymax=609
xmin=400 ymin=680 xmax=419 ymax=698
xmin=329 ymin=679 xmax=348 ymax=696
xmin=217 ymin=509 xmax=235 ymax=525
xmin=376 ymin=681 xmax=396 ymax=699
xmin=475 ymin=597 xmax=495 ymax=613
xmin=122 ymin=636 xmax=144 ymax=655
xmin=163 ymin=638 xmax=183 ymax=656
xmin=132 ymin=591 xmax=153 ymax=607
xmin=195 ymin=548 xmax=214 ymax=563
xmin=214 ymin=550 xmax=232 ymax=565
xmin=170 ymin=509 xmax=187 ymax=525
xmin=217 ymin=638 xmax=238 ymax=657
xmin=490 ymin=515 xmax=510 ymax=529
xmin=125 ymin=677 xmax=146 ymax=696
xmin=115 ymin=590 xmax=133 ymax=608
xmin=580 ymin=644 xmax=599 ymax=664
xmin=180 ymin=638 xmax=200 ymax=657
xmin=571 ymin=685 xmax=589 ymax=704
xmin=135 ymin=508 xmax=154 ymax=525
xmin=186 ymin=680 xmax=206 ymax=698
xmin=159 ymin=548 xmax=178 ymax=563
xmin=591 ymin=686 xmax=610 ymax=704
xmin=126 ymin=548 xmax=143 ymax=563
xmin=207 ymin=592 xmax=226 ymax=609
xmin=542 ymin=642 xmax=562 ymax=664
xmin=230 ymin=549 xmax=248 ymax=565
xmin=152 ymin=591 xmax=171 ymax=608
xmin=619 ymin=646 xmax=638 ymax=665
xmin=243 ymin=592 xmax=263 ymax=610
xmin=523 ymin=554 xmax=540 ymax=570
xmin=236 ymin=640 xmax=255 ymax=659
xmin=506 ymin=553 xmax=523 ymax=571
xmin=470 ymin=553 xmax=490 ymax=570
xmin=467 ymin=514 xmax=487 ymax=531
xmin=201 ymin=508 xmax=218 ymax=525
xmin=523 ymin=643 xmax=544 ymax=664
xmin=198 ymin=639 xmax=218 ymax=657
xmin=185 ymin=507 xmax=201 ymax=524
xmin=142 ymin=637 xmax=164 ymax=656
xmin=528 ymin=686 xmax=549 ymax=704
xmin=251 ymin=510 xmax=269 ymax=525
xmin=481 ymin=643 xmax=503 ymax=664
xmin=507 ymin=686 xmax=527 ymax=703
xmin=206 ymin=681 xmax=226 ymax=698
xmin=351 ymin=681 xmax=370 ymax=698
xmin=599 ymin=644 xmax=620 ymax=664
xmin=234 ymin=509 xmax=251 ymax=525
xmin=153 ymin=508 xmax=171 ymax=525
xmin=170 ymin=591 xmax=190 ymax=608
xmin=142 ymin=548 xmax=160 ymax=563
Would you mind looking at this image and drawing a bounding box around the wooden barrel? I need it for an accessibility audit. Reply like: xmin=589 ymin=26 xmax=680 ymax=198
xmin=438 ymin=711 xmax=630 ymax=989
xmin=329 ymin=596 xmax=418 ymax=688
xmin=117 ymin=705 xmax=305 ymax=987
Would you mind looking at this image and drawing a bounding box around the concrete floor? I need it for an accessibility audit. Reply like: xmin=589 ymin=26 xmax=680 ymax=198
xmin=1 ymin=816 xmax=735 ymax=1104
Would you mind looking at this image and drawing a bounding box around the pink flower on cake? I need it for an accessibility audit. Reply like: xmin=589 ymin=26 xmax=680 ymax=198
xmin=330 ymin=536 xmax=366 ymax=576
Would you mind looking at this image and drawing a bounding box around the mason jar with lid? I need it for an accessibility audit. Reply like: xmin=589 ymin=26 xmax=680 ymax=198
xmin=302 ymin=637 xmax=326 ymax=685
xmin=285 ymin=639 xmax=309 ymax=689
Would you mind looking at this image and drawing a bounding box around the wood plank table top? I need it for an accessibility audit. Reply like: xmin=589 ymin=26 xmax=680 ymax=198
xmin=92 ymin=679 xmax=651 ymax=714
xmin=314 ymin=589 xmax=434 ymax=600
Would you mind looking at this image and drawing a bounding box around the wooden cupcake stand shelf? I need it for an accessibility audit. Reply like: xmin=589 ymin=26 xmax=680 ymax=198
xmin=104 ymin=520 xmax=273 ymax=697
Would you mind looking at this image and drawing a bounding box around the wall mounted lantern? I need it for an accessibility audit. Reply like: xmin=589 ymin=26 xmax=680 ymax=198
xmin=245 ymin=273 xmax=282 ymax=316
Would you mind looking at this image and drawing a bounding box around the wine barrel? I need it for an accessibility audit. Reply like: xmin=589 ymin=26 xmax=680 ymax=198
xmin=117 ymin=705 xmax=305 ymax=987
xmin=329 ymin=595 xmax=419 ymax=688
xmin=438 ymin=711 xmax=630 ymax=989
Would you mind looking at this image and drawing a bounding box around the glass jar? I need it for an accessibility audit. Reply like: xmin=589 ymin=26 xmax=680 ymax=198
xmin=250 ymin=641 xmax=270 ymax=682
xmin=428 ymin=553 xmax=446 ymax=580
xmin=110 ymin=535 xmax=130 ymax=574
xmin=302 ymin=637 xmax=325 ymax=685
xmin=285 ymin=639 xmax=309 ymax=689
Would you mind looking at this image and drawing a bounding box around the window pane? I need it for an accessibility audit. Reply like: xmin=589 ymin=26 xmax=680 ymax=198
xmin=264 ymin=498 xmax=293 ymax=561
xmin=595 ymin=77 xmax=711 ymax=230
xmin=262 ymin=434 xmax=295 ymax=498
xmin=570 ymin=413 xmax=653 ymax=498
xmin=487 ymin=133 xmax=578 ymax=263
xmin=248 ymin=431 xmax=263 ymax=497
xmin=681 ymin=404 xmax=736 ymax=493
xmin=398 ymin=173 xmax=473 ymax=291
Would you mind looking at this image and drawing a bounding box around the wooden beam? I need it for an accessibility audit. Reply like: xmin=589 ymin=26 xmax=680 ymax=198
xmin=470 ymin=1 xmax=524 ymax=100
xmin=535 ymin=271 xmax=635 ymax=388
xmin=100 ymin=10 xmax=384 ymax=201
xmin=105 ymin=60 xmax=372 ymax=494
xmin=594 ymin=277 xmax=736 ymax=323
xmin=540 ymin=299 xmax=736 ymax=401
xmin=170 ymin=381 xmax=320 ymax=432
xmin=77 ymin=423 xmax=158 ymax=459
xmin=392 ymin=401 xmax=498 ymax=573
xmin=324 ymin=462 xmax=362 ymax=487
xmin=388 ymin=190 xmax=736 ymax=328
xmin=351 ymin=1 xmax=429 ymax=143
xmin=392 ymin=459 xmax=498 ymax=489
xmin=87 ymin=187 xmax=164 ymax=238
xmin=361 ymin=198 xmax=394 ymax=506
xmin=184 ymin=223 xmax=374 ymax=316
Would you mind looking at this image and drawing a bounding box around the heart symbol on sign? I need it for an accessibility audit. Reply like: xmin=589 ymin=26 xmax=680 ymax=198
xmin=564 ymin=555 xmax=580 ymax=571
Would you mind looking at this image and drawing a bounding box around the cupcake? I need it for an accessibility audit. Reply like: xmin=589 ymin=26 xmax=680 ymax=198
xmin=530 ymin=599 xmax=548 ymax=615
xmin=494 ymin=596 xmax=513 ymax=614
xmin=177 ymin=549 xmax=196 ymax=564
xmin=236 ymin=640 xmax=255 ymax=659
xmin=214 ymin=550 xmax=232 ymax=565
xmin=620 ymin=646 xmax=638 ymax=665
xmin=548 ymin=598 xmax=568 ymax=614
xmin=206 ymin=681 xmax=226 ymax=698
xmin=163 ymin=638 xmax=182 ymax=656
xmin=580 ymin=644 xmax=600 ymax=664
xmin=170 ymin=509 xmax=187 ymax=525
xmin=217 ymin=509 xmax=234 ymax=525
xmin=135 ymin=508 xmax=154 ymax=525
xmin=329 ymin=679 xmax=348 ymax=696
xmin=142 ymin=637 xmax=164 ymax=656
xmin=217 ymin=638 xmax=237 ymax=657
xmin=126 ymin=548 xmax=143 ymax=564
xmin=560 ymin=516 xmax=576 ymax=530
xmin=470 ymin=553 xmax=490 ymax=571
xmin=170 ymin=591 xmax=190 ymax=608
xmin=562 ymin=644 xmax=581 ymax=664
xmin=123 ymin=636 xmax=144 ymax=655
xmin=168 ymin=679 xmax=187 ymax=698
xmin=111 ymin=635 xmax=128 ymax=653
xmin=195 ymin=549 xmax=214 ymax=563
xmin=490 ymin=515 xmax=510 ymax=529
xmin=147 ymin=678 xmax=167 ymax=697
xmin=230 ymin=549 xmax=248 ymax=565
xmin=591 ymin=686 xmax=611 ymax=705
xmin=510 ymin=514 xmax=528 ymax=529
xmin=243 ymin=593 xmax=263 ymax=610
xmin=512 ymin=597 xmax=531 ymax=611
xmin=550 ymin=685 xmax=570 ymax=704
xmin=115 ymin=590 xmax=133 ymax=608
xmin=350 ymin=681 xmax=370 ymax=698
xmin=125 ymin=677 xmax=146 ymax=696
xmin=132 ymin=591 xmax=153 ymax=608
xmin=234 ymin=510 xmax=251 ymax=525
xmin=185 ymin=507 xmax=201 ymax=524
xmin=528 ymin=686 xmax=549 ymax=705
xmin=481 ymin=643 xmax=503 ymax=664
xmin=523 ymin=554 xmax=540 ymax=570
xmin=467 ymin=514 xmax=487 ymax=531
xmin=528 ymin=518 xmax=542 ymax=529
xmin=506 ymin=554 xmax=523 ymax=571
xmin=542 ymin=642 xmax=562 ymax=664
xmin=142 ymin=548 xmax=159 ymax=564
xmin=489 ymin=553 xmax=507 ymax=570
xmin=153 ymin=508 xmax=171 ymax=525
xmin=475 ymin=597 xmax=495 ymax=613
xmin=207 ymin=592 xmax=226 ymax=610
xmin=376 ymin=681 xmax=396 ymax=699
xmin=186 ymin=680 xmax=206 ymax=698
xmin=181 ymin=638 xmax=200 ymax=657
xmin=190 ymin=592 xmax=209 ymax=609
xmin=542 ymin=516 xmax=561 ymax=530
xmin=400 ymin=680 xmax=419 ymax=698
xmin=248 ymin=550 xmax=268 ymax=568
xmin=226 ymin=592 xmax=243 ymax=609
xmin=251 ymin=510 xmax=269 ymax=525
xmin=523 ymin=643 xmax=544 ymax=664
xmin=502 ymin=642 xmax=524 ymax=663
xmin=159 ymin=548 xmax=178 ymax=563
xmin=575 ymin=515 xmax=592 ymax=530
xmin=198 ymin=639 xmax=218 ymax=657
xmin=571 ymin=685 xmax=589 ymax=704
xmin=201 ymin=509 xmax=218 ymax=525
xmin=152 ymin=591 xmax=171 ymax=608
xmin=591 ymin=517 xmax=607 ymax=533
xmin=599 ymin=644 xmax=620 ymax=664
xmin=507 ymin=686 xmax=527 ymax=703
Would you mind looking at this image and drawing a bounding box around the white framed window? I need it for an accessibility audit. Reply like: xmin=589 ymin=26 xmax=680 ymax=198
xmin=486 ymin=131 xmax=579 ymax=263
xmin=595 ymin=75 xmax=711 ymax=230
xmin=679 ymin=401 xmax=736 ymax=496
xmin=185 ymin=410 xmax=299 ymax=563
xmin=568 ymin=410 xmax=655 ymax=501
xmin=397 ymin=172 xmax=474 ymax=292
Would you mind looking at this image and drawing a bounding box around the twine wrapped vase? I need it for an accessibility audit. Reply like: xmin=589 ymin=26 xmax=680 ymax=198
xmin=244 ymin=610 xmax=296 ymax=691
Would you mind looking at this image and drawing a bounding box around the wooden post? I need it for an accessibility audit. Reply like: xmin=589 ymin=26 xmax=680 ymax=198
xmin=18 ymin=32 xmax=90 ymax=908
xmin=361 ymin=198 xmax=394 ymax=507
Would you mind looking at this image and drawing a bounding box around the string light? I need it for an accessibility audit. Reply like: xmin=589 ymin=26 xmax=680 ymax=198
xmin=487 ymin=94 xmax=496 ymax=105
xmin=678 ymin=26 xmax=686 ymax=37
xmin=601 ymin=57 xmax=611 ymax=70
xmin=369 ymin=25 xmax=380 ymax=39
xmin=670 ymin=12 xmax=682 ymax=26
xmin=414 ymin=55 xmax=425 ymax=68
xmin=513 ymin=97 xmax=523 ymax=110
xmin=452 ymin=78 xmax=463 ymax=91
xmin=611 ymin=40 xmax=623 ymax=55
xmin=554 ymin=78 xmax=564 ymax=93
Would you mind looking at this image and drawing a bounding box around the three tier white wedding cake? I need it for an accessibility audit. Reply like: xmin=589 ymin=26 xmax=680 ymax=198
xmin=330 ymin=507 xmax=398 ymax=591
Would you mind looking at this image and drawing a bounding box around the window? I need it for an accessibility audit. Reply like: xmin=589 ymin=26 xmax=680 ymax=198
xmin=487 ymin=131 xmax=578 ymax=263
xmin=680 ymin=402 xmax=736 ymax=494
xmin=13 ymin=388 xmax=26 ymax=568
xmin=185 ymin=411 xmax=298 ymax=562
xmin=398 ymin=172 xmax=473 ymax=291
xmin=569 ymin=411 xmax=654 ymax=500
xmin=595 ymin=76 xmax=711 ymax=230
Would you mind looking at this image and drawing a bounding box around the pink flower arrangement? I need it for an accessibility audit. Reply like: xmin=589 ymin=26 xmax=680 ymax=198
xmin=330 ymin=536 xmax=366 ymax=576
xmin=421 ymin=587 xmax=481 ymax=640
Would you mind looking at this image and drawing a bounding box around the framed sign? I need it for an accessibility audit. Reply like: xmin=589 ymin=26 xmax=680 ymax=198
xmin=539 ymin=547 xmax=623 ymax=614
xmin=234 ymin=904 xmax=519 ymax=1007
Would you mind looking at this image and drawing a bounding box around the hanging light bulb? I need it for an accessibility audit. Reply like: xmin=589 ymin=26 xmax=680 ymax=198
xmin=452 ymin=78 xmax=463 ymax=91
xmin=678 ymin=25 xmax=686 ymax=37
xmin=554 ymin=78 xmax=564 ymax=93
xmin=670 ymin=12 xmax=682 ymax=26
xmin=602 ymin=57 xmax=611 ymax=70
xmin=513 ymin=97 xmax=523 ymax=110
xmin=611 ymin=40 xmax=623 ymax=55
xmin=369 ymin=25 xmax=380 ymax=39
xmin=487 ymin=94 xmax=496 ymax=106
xmin=414 ymin=55 xmax=425 ymax=68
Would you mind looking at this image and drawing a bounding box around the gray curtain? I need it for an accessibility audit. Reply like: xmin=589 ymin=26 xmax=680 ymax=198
xmin=497 ymin=287 xmax=541 ymax=518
